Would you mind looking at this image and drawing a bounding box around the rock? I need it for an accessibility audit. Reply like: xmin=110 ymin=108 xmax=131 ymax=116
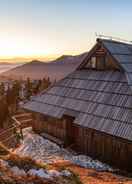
xmin=10 ymin=166 xmax=26 ymax=176
xmin=0 ymin=160 xmax=9 ymax=168
xmin=28 ymin=168 xmax=51 ymax=179
xmin=48 ymin=170 xmax=61 ymax=177
xmin=61 ymin=170 xmax=72 ymax=177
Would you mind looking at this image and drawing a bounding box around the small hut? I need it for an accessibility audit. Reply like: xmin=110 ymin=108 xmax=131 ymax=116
xmin=23 ymin=38 xmax=132 ymax=171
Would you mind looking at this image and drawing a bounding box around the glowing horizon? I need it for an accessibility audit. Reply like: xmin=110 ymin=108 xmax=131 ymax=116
xmin=0 ymin=0 xmax=132 ymax=62
xmin=0 ymin=30 xmax=90 ymax=60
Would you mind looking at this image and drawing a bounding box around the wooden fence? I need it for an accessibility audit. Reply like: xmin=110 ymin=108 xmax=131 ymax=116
xmin=12 ymin=113 xmax=33 ymax=129
xmin=0 ymin=125 xmax=17 ymax=148
xmin=0 ymin=113 xmax=33 ymax=151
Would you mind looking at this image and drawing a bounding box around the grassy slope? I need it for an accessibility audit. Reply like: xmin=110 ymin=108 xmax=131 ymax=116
xmin=49 ymin=161 xmax=132 ymax=184
xmin=0 ymin=154 xmax=82 ymax=184
xmin=1 ymin=154 xmax=131 ymax=184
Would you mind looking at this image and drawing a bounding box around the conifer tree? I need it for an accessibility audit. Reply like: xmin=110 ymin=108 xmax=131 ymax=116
xmin=25 ymin=77 xmax=32 ymax=100
xmin=0 ymin=82 xmax=5 ymax=96
xmin=33 ymin=79 xmax=42 ymax=94
xmin=6 ymin=86 xmax=12 ymax=105
xmin=0 ymin=97 xmax=9 ymax=128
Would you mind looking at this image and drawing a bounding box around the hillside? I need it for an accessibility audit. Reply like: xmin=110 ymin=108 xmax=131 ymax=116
xmin=0 ymin=62 xmax=12 ymax=65
xmin=1 ymin=154 xmax=132 ymax=184
xmin=1 ymin=52 xmax=88 ymax=81
xmin=0 ymin=154 xmax=81 ymax=184
xmin=0 ymin=128 xmax=131 ymax=184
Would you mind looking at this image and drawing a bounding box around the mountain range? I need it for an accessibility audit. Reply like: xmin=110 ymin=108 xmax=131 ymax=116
xmin=1 ymin=52 xmax=88 ymax=81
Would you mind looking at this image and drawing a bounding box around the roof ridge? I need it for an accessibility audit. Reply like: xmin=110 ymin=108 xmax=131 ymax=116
xmin=97 ymin=38 xmax=132 ymax=46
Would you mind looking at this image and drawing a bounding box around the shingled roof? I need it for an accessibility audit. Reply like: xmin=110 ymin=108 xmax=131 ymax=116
xmin=101 ymin=39 xmax=132 ymax=86
xmin=24 ymin=38 xmax=132 ymax=141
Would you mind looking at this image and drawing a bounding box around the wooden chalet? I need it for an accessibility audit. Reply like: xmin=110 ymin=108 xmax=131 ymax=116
xmin=23 ymin=38 xmax=132 ymax=171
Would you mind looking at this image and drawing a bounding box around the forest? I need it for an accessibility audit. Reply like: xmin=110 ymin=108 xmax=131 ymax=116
xmin=0 ymin=77 xmax=52 ymax=129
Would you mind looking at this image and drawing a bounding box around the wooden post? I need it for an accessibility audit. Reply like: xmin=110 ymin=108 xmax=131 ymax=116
xmin=20 ymin=127 xmax=23 ymax=140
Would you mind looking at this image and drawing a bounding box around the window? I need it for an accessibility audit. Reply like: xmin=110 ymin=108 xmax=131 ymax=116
xmin=84 ymin=56 xmax=106 ymax=70
xmin=85 ymin=56 xmax=96 ymax=69
xmin=91 ymin=57 xmax=96 ymax=68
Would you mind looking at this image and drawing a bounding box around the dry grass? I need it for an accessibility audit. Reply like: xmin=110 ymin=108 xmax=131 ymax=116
xmin=1 ymin=154 xmax=132 ymax=184
xmin=0 ymin=154 xmax=83 ymax=184
xmin=49 ymin=160 xmax=132 ymax=184
xmin=3 ymin=154 xmax=47 ymax=171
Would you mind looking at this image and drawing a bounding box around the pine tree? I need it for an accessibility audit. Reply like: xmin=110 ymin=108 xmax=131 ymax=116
xmin=33 ymin=79 xmax=42 ymax=94
xmin=41 ymin=77 xmax=51 ymax=90
xmin=11 ymin=80 xmax=21 ymax=109
xmin=6 ymin=86 xmax=12 ymax=105
xmin=47 ymin=76 xmax=51 ymax=87
xmin=25 ymin=77 xmax=32 ymax=100
xmin=0 ymin=97 xmax=9 ymax=128
xmin=0 ymin=82 xmax=5 ymax=96
xmin=12 ymin=80 xmax=21 ymax=99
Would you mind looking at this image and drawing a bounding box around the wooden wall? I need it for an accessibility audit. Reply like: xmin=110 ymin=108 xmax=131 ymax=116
xmin=73 ymin=125 xmax=132 ymax=171
xmin=105 ymin=53 xmax=120 ymax=70
xmin=84 ymin=47 xmax=120 ymax=71
xmin=32 ymin=113 xmax=67 ymax=141
xmin=32 ymin=113 xmax=132 ymax=171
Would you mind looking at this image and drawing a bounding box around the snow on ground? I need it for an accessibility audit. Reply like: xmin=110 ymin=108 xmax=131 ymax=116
xmin=10 ymin=166 xmax=26 ymax=176
xmin=0 ymin=158 xmax=72 ymax=180
xmin=28 ymin=168 xmax=52 ymax=179
xmin=14 ymin=128 xmax=114 ymax=172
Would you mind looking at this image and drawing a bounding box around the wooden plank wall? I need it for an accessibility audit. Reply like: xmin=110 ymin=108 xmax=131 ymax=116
xmin=32 ymin=113 xmax=132 ymax=171
xmin=74 ymin=125 xmax=132 ymax=171
xmin=32 ymin=113 xmax=67 ymax=141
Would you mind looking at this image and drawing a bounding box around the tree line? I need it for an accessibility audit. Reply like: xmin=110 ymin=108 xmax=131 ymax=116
xmin=0 ymin=77 xmax=52 ymax=128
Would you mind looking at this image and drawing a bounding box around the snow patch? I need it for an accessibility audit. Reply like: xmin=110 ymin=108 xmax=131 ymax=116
xmin=71 ymin=155 xmax=113 ymax=172
xmin=61 ymin=170 xmax=72 ymax=177
xmin=0 ymin=160 xmax=9 ymax=168
xmin=48 ymin=170 xmax=61 ymax=177
xmin=28 ymin=168 xmax=52 ymax=179
xmin=14 ymin=129 xmax=114 ymax=172
xmin=10 ymin=166 xmax=26 ymax=176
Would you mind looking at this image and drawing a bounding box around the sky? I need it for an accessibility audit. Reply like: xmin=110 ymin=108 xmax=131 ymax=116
xmin=0 ymin=0 xmax=132 ymax=61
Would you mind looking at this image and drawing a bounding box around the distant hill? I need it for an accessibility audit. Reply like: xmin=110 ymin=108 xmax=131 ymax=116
xmin=1 ymin=52 xmax=88 ymax=81
xmin=52 ymin=53 xmax=88 ymax=65
xmin=23 ymin=60 xmax=45 ymax=66
xmin=0 ymin=62 xmax=12 ymax=65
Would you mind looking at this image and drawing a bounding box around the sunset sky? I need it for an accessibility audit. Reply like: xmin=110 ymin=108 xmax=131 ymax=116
xmin=0 ymin=0 xmax=132 ymax=61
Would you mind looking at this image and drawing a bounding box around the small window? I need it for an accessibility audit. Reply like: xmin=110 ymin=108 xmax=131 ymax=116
xmin=91 ymin=57 xmax=96 ymax=68
xmin=85 ymin=56 xmax=96 ymax=69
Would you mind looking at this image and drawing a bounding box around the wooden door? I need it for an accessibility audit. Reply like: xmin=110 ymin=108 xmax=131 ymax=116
xmin=65 ymin=116 xmax=78 ymax=145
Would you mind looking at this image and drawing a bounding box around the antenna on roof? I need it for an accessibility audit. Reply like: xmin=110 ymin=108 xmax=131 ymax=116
xmin=95 ymin=33 xmax=132 ymax=44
